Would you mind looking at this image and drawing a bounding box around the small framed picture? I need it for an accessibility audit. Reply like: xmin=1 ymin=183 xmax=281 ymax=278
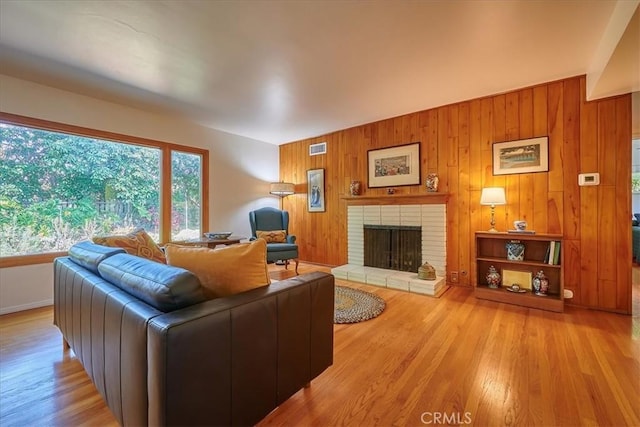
xmin=367 ymin=143 xmax=421 ymax=188
xmin=307 ymin=168 xmax=325 ymax=212
xmin=492 ymin=136 xmax=549 ymax=175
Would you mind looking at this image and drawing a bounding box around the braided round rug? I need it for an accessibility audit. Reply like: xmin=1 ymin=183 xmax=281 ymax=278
xmin=334 ymin=286 xmax=386 ymax=324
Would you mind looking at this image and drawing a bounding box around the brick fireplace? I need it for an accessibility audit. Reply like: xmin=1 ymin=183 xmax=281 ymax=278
xmin=332 ymin=199 xmax=448 ymax=296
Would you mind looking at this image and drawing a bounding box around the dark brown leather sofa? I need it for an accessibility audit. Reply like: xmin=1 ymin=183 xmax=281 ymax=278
xmin=53 ymin=241 xmax=334 ymax=426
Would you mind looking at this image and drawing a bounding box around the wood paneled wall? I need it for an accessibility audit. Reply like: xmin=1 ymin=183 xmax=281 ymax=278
xmin=279 ymin=76 xmax=632 ymax=313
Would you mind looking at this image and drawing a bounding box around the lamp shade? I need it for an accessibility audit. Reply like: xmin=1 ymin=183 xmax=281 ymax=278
xmin=480 ymin=187 xmax=506 ymax=206
xmin=269 ymin=182 xmax=295 ymax=197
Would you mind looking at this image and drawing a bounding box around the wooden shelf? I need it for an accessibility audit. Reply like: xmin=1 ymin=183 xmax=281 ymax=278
xmin=476 ymin=256 xmax=562 ymax=269
xmin=475 ymin=285 xmax=564 ymax=313
xmin=475 ymin=231 xmax=564 ymax=312
xmin=341 ymin=193 xmax=448 ymax=205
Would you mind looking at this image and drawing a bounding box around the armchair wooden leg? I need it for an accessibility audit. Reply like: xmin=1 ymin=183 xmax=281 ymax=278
xmin=282 ymin=259 xmax=298 ymax=275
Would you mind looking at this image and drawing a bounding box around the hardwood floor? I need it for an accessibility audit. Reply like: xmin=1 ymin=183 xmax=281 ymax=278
xmin=1 ymin=263 xmax=639 ymax=426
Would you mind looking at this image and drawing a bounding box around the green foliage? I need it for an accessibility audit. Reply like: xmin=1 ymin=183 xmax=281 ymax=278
xmin=17 ymin=200 xmax=60 ymax=234
xmin=0 ymin=122 xmax=201 ymax=256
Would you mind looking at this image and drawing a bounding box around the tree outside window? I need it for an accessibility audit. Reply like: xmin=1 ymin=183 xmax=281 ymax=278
xmin=0 ymin=121 xmax=205 ymax=257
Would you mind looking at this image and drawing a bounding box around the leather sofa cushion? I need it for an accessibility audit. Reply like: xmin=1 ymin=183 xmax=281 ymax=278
xmin=98 ymin=253 xmax=207 ymax=312
xmin=164 ymin=239 xmax=270 ymax=298
xmin=68 ymin=241 xmax=126 ymax=275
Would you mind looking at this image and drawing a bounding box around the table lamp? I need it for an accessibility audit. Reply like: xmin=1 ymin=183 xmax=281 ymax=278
xmin=480 ymin=187 xmax=506 ymax=232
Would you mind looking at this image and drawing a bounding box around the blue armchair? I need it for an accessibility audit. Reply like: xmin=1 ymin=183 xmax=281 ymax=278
xmin=249 ymin=207 xmax=299 ymax=274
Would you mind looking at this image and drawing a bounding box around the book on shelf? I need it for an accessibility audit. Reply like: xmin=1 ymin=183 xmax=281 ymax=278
xmin=546 ymin=240 xmax=561 ymax=265
xmin=553 ymin=241 xmax=561 ymax=265
xmin=508 ymin=229 xmax=536 ymax=234
xmin=543 ymin=244 xmax=551 ymax=264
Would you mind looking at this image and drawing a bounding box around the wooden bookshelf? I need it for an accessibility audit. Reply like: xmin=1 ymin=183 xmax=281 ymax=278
xmin=475 ymin=232 xmax=564 ymax=312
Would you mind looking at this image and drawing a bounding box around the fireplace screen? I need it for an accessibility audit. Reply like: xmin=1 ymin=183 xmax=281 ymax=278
xmin=363 ymin=225 xmax=422 ymax=272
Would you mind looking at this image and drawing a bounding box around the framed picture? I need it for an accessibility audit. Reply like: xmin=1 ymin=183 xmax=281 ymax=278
xmin=502 ymin=269 xmax=533 ymax=290
xmin=492 ymin=136 xmax=549 ymax=175
xmin=368 ymin=143 xmax=421 ymax=188
xmin=307 ymin=168 xmax=325 ymax=212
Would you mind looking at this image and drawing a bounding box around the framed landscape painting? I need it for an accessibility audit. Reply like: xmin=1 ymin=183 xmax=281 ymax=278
xmin=367 ymin=143 xmax=421 ymax=188
xmin=492 ymin=136 xmax=549 ymax=175
xmin=307 ymin=168 xmax=325 ymax=212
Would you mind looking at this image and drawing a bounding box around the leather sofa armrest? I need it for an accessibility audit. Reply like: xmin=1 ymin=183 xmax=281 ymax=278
xmin=147 ymin=272 xmax=334 ymax=426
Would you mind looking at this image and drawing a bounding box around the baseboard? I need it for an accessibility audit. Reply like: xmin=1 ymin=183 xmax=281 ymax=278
xmin=0 ymin=299 xmax=53 ymax=315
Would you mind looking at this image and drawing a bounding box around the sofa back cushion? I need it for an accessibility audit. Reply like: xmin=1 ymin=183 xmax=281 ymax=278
xmin=98 ymin=253 xmax=206 ymax=312
xmin=164 ymin=239 xmax=270 ymax=298
xmin=68 ymin=241 xmax=126 ymax=274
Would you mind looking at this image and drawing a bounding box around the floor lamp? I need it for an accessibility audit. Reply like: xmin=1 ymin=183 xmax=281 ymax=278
xmin=269 ymin=182 xmax=295 ymax=209
xmin=480 ymin=187 xmax=506 ymax=232
xmin=269 ymin=182 xmax=294 ymax=265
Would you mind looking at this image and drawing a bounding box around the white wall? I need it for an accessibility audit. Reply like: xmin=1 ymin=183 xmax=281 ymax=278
xmin=0 ymin=74 xmax=281 ymax=314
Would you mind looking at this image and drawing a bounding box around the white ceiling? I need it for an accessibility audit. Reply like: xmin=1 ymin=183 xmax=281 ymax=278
xmin=0 ymin=0 xmax=638 ymax=145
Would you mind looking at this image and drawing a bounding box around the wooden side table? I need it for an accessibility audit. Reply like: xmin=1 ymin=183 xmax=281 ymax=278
xmin=178 ymin=237 xmax=243 ymax=249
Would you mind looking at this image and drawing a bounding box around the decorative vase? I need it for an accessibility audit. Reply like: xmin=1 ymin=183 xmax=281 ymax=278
xmin=418 ymin=261 xmax=436 ymax=280
xmin=426 ymin=173 xmax=439 ymax=192
xmin=506 ymin=240 xmax=525 ymax=261
xmin=532 ymin=270 xmax=549 ymax=296
xmin=486 ymin=265 xmax=501 ymax=289
xmin=349 ymin=180 xmax=361 ymax=196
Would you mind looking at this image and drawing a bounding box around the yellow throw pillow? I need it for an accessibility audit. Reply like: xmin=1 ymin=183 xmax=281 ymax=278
xmin=164 ymin=239 xmax=270 ymax=298
xmin=92 ymin=228 xmax=166 ymax=264
xmin=256 ymin=230 xmax=287 ymax=243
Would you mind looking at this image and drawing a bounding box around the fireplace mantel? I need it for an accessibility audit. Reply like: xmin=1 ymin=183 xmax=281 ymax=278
xmin=341 ymin=193 xmax=448 ymax=206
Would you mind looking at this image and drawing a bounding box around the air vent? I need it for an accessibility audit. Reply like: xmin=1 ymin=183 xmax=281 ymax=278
xmin=309 ymin=142 xmax=327 ymax=156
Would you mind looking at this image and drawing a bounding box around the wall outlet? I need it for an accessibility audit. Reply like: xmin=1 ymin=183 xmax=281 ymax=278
xmin=451 ymin=271 xmax=458 ymax=282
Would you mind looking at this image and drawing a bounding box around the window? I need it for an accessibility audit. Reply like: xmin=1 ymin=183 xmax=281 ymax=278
xmin=0 ymin=113 xmax=208 ymax=266
xmin=171 ymin=151 xmax=203 ymax=241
